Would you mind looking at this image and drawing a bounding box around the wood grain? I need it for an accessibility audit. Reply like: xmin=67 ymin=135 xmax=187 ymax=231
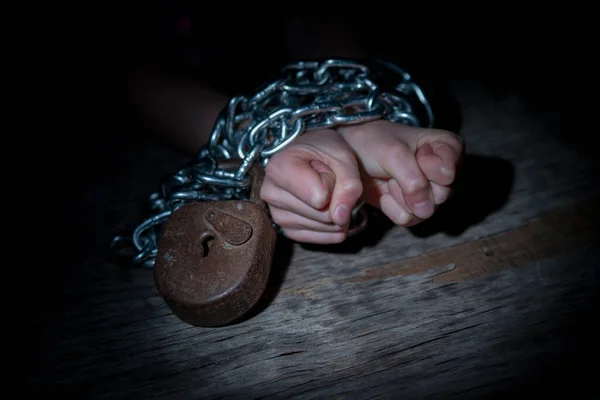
xmin=16 ymin=75 xmax=600 ymax=399
xmin=342 ymin=196 xmax=600 ymax=285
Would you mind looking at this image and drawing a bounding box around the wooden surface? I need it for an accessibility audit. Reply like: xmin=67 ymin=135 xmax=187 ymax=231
xmin=16 ymin=75 xmax=600 ymax=399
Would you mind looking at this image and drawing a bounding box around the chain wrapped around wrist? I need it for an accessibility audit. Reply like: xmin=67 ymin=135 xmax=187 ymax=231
xmin=111 ymin=58 xmax=435 ymax=268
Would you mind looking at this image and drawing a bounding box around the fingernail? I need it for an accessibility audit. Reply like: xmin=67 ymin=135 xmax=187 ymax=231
xmin=441 ymin=166 xmax=454 ymax=177
xmin=334 ymin=203 xmax=351 ymax=226
xmin=413 ymin=200 xmax=434 ymax=219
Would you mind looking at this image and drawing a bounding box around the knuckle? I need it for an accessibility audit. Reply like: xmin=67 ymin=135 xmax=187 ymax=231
xmin=423 ymin=128 xmax=464 ymax=152
xmin=259 ymin=184 xmax=276 ymax=204
xmin=341 ymin=177 xmax=363 ymax=200
xmin=404 ymin=175 xmax=428 ymax=194
xmin=442 ymin=131 xmax=464 ymax=151
xmin=265 ymin=148 xmax=295 ymax=171
xmin=311 ymin=187 xmax=330 ymax=210
xmin=264 ymin=154 xmax=283 ymax=176
xmin=386 ymin=143 xmax=410 ymax=160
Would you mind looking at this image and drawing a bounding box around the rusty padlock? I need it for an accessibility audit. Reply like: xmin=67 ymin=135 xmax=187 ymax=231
xmin=154 ymin=160 xmax=277 ymax=327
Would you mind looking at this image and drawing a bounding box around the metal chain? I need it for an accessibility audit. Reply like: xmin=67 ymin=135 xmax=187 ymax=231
xmin=111 ymin=59 xmax=434 ymax=268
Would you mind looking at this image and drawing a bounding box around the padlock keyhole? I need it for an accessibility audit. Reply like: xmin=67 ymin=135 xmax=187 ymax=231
xmin=201 ymin=235 xmax=215 ymax=257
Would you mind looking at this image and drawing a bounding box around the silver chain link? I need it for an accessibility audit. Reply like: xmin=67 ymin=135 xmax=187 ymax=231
xmin=111 ymin=59 xmax=434 ymax=268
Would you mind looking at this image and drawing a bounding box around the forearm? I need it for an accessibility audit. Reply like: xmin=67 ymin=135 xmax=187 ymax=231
xmin=127 ymin=66 xmax=229 ymax=154
xmin=125 ymin=18 xmax=366 ymax=155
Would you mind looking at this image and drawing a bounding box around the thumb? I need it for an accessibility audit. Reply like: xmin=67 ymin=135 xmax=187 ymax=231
xmin=309 ymin=160 xmax=336 ymax=209
xmin=326 ymin=158 xmax=363 ymax=226
xmin=264 ymin=151 xmax=335 ymax=210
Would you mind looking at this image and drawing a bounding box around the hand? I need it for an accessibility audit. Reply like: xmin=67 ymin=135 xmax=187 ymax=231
xmin=260 ymin=129 xmax=363 ymax=244
xmin=339 ymin=120 xmax=464 ymax=227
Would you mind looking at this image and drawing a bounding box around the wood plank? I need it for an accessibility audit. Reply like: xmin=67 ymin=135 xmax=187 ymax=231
xmin=18 ymin=75 xmax=600 ymax=399
xmin=273 ymin=80 xmax=600 ymax=290
xmin=21 ymin=199 xmax=600 ymax=399
xmin=341 ymin=196 xmax=600 ymax=285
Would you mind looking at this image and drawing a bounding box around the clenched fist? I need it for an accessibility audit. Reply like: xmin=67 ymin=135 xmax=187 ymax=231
xmin=260 ymin=120 xmax=464 ymax=244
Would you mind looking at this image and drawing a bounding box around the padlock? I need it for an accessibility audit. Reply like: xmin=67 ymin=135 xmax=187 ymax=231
xmin=154 ymin=160 xmax=277 ymax=327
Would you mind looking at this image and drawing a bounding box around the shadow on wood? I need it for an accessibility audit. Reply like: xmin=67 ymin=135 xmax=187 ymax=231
xmin=486 ymin=282 xmax=600 ymax=399
xmin=410 ymin=155 xmax=515 ymax=237
xmin=227 ymin=234 xmax=295 ymax=324
xmin=409 ymin=154 xmax=515 ymax=238
xmin=300 ymin=153 xmax=515 ymax=254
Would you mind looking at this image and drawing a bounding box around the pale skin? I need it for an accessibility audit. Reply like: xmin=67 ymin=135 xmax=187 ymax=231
xmin=126 ymin=17 xmax=464 ymax=244
xmin=261 ymin=121 xmax=463 ymax=244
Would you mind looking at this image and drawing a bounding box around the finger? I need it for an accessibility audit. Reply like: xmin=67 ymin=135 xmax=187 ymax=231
xmin=269 ymin=206 xmax=343 ymax=232
xmin=326 ymin=158 xmax=363 ymax=226
xmin=260 ymin=181 xmax=332 ymax=223
xmin=309 ymin=159 xmax=337 ymax=209
xmin=431 ymin=182 xmax=452 ymax=205
xmin=379 ymin=193 xmax=418 ymax=226
xmin=265 ymin=152 xmax=334 ymax=210
xmin=389 ymin=180 xmax=450 ymax=221
xmin=283 ymin=228 xmax=348 ymax=244
xmin=296 ymin=131 xmax=364 ymax=226
xmin=416 ymin=142 xmax=462 ymax=186
xmin=388 ymin=178 xmax=435 ymax=224
xmin=380 ymin=144 xmax=434 ymax=220
xmin=361 ymin=178 xmax=389 ymax=208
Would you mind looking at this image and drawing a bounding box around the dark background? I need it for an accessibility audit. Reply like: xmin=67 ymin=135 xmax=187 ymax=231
xmin=36 ymin=0 xmax=597 ymax=341
xmin=60 ymin=7 xmax=594 ymax=254
xmin=18 ymin=5 xmax=598 ymax=397
xmin=61 ymin=8 xmax=594 ymax=186
xmin=70 ymin=7 xmax=595 ymax=165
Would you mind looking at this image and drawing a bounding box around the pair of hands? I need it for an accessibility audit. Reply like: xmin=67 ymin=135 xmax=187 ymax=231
xmin=260 ymin=120 xmax=464 ymax=244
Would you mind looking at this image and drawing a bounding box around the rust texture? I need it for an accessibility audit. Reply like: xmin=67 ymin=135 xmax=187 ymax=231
xmin=154 ymin=161 xmax=277 ymax=327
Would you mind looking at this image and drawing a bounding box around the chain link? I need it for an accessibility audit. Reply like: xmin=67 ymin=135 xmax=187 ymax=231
xmin=111 ymin=59 xmax=434 ymax=268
